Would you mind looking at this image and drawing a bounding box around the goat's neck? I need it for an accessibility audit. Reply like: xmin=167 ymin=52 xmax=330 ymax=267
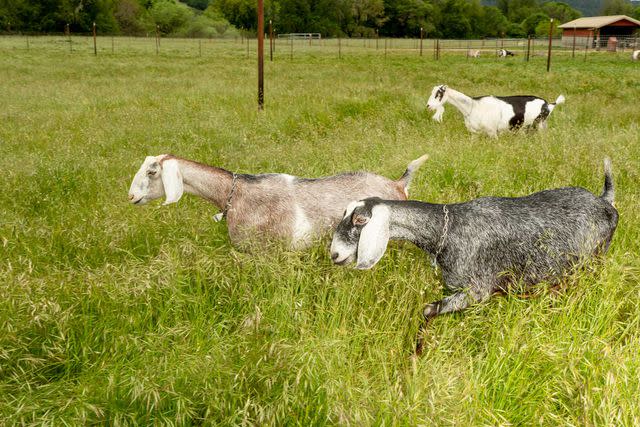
xmin=445 ymin=89 xmax=474 ymax=117
xmin=175 ymin=158 xmax=234 ymax=209
xmin=388 ymin=203 xmax=446 ymax=254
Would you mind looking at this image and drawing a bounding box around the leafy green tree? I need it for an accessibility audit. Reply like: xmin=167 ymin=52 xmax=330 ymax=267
xmin=151 ymin=0 xmax=191 ymax=33
xmin=540 ymin=1 xmax=580 ymax=24
xmin=497 ymin=0 xmax=538 ymax=23
xmin=182 ymin=0 xmax=210 ymax=10
xmin=601 ymin=0 xmax=634 ymax=15
xmin=475 ymin=5 xmax=509 ymax=37
xmin=534 ymin=15 xmax=559 ymax=37
xmin=437 ymin=0 xmax=472 ymax=38
xmin=521 ymin=11 xmax=547 ymax=35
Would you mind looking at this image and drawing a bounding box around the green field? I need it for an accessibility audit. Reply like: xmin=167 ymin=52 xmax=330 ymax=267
xmin=1 ymin=37 xmax=639 ymax=425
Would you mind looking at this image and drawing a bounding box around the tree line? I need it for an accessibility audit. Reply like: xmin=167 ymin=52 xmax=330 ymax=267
xmin=1 ymin=0 xmax=639 ymax=38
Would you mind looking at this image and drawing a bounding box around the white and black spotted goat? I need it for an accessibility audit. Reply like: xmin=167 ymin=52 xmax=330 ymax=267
xmin=497 ymin=48 xmax=515 ymax=57
xmin=427 ymin=85 xmax=565 ymax=137
xmin=330 ymin=159 xmax=618 ymax=354
xmin=128 ymin=154 xmax=428 ymax=249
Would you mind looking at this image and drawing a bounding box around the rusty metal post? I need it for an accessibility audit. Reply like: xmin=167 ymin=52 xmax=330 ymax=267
xmin=546 ymin=18 xmax=553 ymax=72
xmin=92 ymin=22 xmax=97 ymax=55
xmin=269 ymin=20 xmax=273 ymax=61
xmin=572 ymin=25 xmax=576 ymax=58
xmin=156 ymin=25 xmax=160 ymax=54
xmin=257 ymin=0 xmax=264 ymax=110
xmin=338 ymin=36 xmax=341 ymax=59
xmin=420 ymin=27 xmax=423 ymax=56
xmin=66 ymin=23 xmax=72 ymax=52
xmin=526 ymin=35 xmax=531 ymax=61
xmin=376 ymin=29 xmax=379 ymax=49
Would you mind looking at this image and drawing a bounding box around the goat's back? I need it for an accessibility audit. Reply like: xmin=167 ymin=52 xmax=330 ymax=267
xmin=295 ymin=172 xmax=406 ymax=225
xmin=444 ymin=187 xmax=618 ymax=288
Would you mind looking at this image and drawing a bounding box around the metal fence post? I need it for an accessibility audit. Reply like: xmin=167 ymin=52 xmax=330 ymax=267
xmin=546 ymin=18 xmax=554 ymax=72
xmin=92 ymin=22 xmax=97 ymax=56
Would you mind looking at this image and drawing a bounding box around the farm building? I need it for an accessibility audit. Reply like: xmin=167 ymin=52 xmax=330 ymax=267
xmin=558 ymin=15 xmax=640 ymax=49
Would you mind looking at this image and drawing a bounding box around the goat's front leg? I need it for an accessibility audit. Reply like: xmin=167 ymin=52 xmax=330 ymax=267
xmin=415 ymin=285 xmax=492 ymax=355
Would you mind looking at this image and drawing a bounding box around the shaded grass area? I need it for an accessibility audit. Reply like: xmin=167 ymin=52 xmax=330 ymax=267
xmin=1 ymin=38 xmax=639 ymax=425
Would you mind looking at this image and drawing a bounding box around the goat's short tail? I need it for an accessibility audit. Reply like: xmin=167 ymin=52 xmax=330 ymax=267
xmin=601 ymin=157 xmax=615 ymax=205
xmin=548 ymin=95 xmax=565 ymax=114
xmin=398 ymin=154 xmax=429 ymax=195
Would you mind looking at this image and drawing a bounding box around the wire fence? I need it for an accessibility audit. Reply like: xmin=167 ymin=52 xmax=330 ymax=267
xmin=1 ymin=34 xmax=638 ymax=61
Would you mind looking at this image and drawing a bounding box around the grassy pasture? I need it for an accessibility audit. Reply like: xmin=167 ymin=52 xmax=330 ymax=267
xmin=1 ymin=37 xmax=639 ymax=425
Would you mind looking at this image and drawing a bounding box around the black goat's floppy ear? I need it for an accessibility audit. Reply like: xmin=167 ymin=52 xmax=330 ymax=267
xmin=355 ymin=205 xmax=390 ymax=270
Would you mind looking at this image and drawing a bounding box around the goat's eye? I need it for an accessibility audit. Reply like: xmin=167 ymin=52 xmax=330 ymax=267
xmin=352 ymin=215 xmax=369 ymax=226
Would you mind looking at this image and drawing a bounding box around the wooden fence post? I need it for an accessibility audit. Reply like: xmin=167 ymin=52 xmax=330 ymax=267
xmin=420 ymin=27 xmax=423 ymax=56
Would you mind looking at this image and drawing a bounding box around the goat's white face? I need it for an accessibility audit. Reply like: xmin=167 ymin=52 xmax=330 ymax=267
xmin=128 ymin=156 xmax=184 ymax=205
xmin=426 ymin=85 xmax=447 ymax=122
xmin=330 ymin=199 xmax=390 ymax=270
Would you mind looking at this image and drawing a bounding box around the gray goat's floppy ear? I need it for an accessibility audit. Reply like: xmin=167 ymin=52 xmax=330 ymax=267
xmin=161 ymin=159 xmax=184 ymax=205
xmin=355 ymin=205 xmax=390 ymax=270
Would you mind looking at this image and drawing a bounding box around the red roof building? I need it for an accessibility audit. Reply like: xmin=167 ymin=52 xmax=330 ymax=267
xmin=558 ymin=15 xmax=640 ymax=49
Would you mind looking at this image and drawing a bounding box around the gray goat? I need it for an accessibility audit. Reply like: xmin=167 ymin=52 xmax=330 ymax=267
xmin=330 ymin=159 xmax=618 ymax=353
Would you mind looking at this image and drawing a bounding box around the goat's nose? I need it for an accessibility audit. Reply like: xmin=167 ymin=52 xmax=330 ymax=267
xmin=331 ymin=252 xmax=339 ymax=262
xmin=128 ymin=194 xmax=134 ymax=201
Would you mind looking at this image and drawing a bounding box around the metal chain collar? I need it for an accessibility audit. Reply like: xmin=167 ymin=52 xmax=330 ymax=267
xmin=213 ymin=173 xmax=237 ymax=222
xmin=431 ymin=205 xmax=450 ymax=270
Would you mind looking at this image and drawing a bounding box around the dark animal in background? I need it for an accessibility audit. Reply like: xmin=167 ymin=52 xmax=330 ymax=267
xmin=330 ymin=159 xmax=618 ymax=354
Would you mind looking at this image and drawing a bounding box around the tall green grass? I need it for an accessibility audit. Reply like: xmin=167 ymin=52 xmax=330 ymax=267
xmin=1 ymin=37 xmax=639 ymax=425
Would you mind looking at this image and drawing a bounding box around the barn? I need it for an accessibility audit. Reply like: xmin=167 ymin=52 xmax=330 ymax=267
xmin=558 ymin=15 xmax=640 ymax=49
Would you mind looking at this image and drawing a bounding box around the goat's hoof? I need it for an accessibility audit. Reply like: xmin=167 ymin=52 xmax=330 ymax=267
xmin=422 ymin=303 xmax=439 ymax=321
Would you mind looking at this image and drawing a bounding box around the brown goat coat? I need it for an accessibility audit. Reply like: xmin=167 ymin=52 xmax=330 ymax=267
xmin=158 ymin=155 xmax=415 ymax=248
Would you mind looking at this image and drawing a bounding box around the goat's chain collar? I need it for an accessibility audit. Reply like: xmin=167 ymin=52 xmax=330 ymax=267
xmin=213 ymin=173 xmax=237 ymax=222
xmin=432 ymin=205 xmax=450 ymax=270
xmin=223 ymin=173 xmax=238 ymax=218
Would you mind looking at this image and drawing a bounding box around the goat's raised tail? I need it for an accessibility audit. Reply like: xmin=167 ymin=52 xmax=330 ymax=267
xmin=397 ymin=154 xmax=429 ymax=195
xmin=554 ymin=95 xmax=565 ymax=105
xmin=601 ymin=157 xmax=615 ymax=205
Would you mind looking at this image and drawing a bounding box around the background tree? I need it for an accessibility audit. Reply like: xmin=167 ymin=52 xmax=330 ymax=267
xmin=601 ymin=0 xmax=634 ymax=15
xmin=541 ymin=1 xmax=581 ymax=23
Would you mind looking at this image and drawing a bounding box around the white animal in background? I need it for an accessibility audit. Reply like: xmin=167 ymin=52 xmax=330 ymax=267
xmin=128 ymin=154 xmax=428 ymax=249
xmin=468 ymin=49 xmax=481 ymax=58
xmin=632 ymin=50 xmax=640 ymax=61
xmin=426 ymin=84 xmax=565 ymax=137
